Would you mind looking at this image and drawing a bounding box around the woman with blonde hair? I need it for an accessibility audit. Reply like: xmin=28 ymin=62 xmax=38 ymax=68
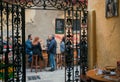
xmin=32 ymin=37 xmax=43 ymax=60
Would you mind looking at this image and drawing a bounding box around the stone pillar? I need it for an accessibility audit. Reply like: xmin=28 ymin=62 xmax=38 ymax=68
xmin=88 ymin=10 xmax=97 ymax=69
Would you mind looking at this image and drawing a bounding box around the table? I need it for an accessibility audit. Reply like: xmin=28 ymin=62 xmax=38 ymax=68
xmin=86 ymin=69 xmax=120 ymax=82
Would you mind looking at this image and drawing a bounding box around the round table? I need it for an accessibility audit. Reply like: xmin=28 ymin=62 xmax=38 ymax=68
xmin=86 ymin=69 xmax=120 ymax=82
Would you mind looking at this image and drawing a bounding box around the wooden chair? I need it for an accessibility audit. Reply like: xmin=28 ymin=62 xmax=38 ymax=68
xmin=31 ymin=55 xmax=41 ymax=73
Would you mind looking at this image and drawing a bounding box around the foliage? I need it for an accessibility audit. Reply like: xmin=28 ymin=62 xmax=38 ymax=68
xmin=0 ymin=62 xmax=14 ymax=79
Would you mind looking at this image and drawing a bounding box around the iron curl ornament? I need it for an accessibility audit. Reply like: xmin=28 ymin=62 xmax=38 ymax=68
xmin=3 ymin=0 xmax=87 ymax=10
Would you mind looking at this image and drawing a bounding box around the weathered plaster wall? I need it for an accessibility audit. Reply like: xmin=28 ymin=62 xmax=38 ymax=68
xmin=88 ymin=0 xmax=120 ymax=68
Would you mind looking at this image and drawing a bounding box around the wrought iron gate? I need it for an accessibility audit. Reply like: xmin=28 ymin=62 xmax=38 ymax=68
xmin=0 ymin=0 xmax=88 ymax=82
xmin=64 ymin=9 xmax=88 ymax=82
xmin=0 ymin=1 xmax=26 ymax=82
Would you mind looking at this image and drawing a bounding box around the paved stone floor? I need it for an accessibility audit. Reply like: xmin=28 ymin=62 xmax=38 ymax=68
xmin=26 ymin=67 xmax=65 ymax=82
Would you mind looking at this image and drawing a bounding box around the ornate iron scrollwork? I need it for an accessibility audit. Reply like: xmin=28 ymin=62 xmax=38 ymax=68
xmin=64 ymin=6 xmax=88 ymax=82
xmin=4 ymin=0 xmax=87 ymax=10
xmin=0 ymin=1 xmax=25 ymax=81
xmin=1 ymin=0 xmax=87 ymax=82
xmin=80 ymin=10 xmax=88 ymax=76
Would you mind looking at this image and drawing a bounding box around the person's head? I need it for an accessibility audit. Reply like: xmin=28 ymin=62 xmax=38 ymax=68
xmin=28 ymin=34 xmax=32 ymax=40
xmin=48 ymin=34 xmax=54 ymax=40
xmin=48 ymin=35 xmax=51 ymax=40
xmin=33 ymin=37 xmax=39 ymax=43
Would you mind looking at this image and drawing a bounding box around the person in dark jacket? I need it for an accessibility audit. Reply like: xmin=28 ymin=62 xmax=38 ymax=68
xmin=25 ymin=34 xmax=33 ymax=63
xmin=32 ymin=37 xmax=43 ymax=60
xmin=47 ymin=34 xmax=57 ymax=71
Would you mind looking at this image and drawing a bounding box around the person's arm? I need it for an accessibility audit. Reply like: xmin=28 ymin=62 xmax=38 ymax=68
xmin=26 ymin=41 xmax=32 ymax=49
xmin=48 ymin=40 xmax=54 ymax=52
xmin=38 ymin=42 xmax=42 ymax=52
xmin=61 ymin=42 xmax=65 ymax=50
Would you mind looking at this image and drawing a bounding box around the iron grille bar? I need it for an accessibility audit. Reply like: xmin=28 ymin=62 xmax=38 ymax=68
xmin=72 ymin=9 xmax=74 ymax=82
xmin=0 ymin=0 xmax=3 ymax=56
xmin=12 ymin=4 xmax=15 ymax=82
xmin=64 ymin=10 xmax=67 ymax=82
xmin=79 ymin=10 xmax=82 ymax=82
xmin=21 ymin=7 xmax=26 ymax=82
xmin=5 ymin=2 xmax=9 ymax=82
xmin=16 ymin=5 xmax=20 ymax=82
xmin=75 ymin=10 xmax=79 ymax=82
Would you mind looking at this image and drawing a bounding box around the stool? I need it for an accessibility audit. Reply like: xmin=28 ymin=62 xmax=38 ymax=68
xmin=31 ymin=55 xmax=41 ymax=73
xmin=56 ymin=53 xmax=63 ymax=69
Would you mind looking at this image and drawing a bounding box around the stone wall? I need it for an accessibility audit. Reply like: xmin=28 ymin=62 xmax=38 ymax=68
xmin=88 ymin=0 xmax=120 ymax=68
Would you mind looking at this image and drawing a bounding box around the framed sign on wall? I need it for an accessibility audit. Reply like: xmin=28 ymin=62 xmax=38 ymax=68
xmin=106 ymin=0 xmax=119 ymax=18
xmin=55 ymin=19 xmax=65 ymax=34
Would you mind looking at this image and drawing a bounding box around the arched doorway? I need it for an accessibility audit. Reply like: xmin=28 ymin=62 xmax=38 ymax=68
xmin=0 ymin=0 xmax=88 ymax=82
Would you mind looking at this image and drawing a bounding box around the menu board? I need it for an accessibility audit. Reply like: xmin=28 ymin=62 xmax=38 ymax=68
xmin=55 ymin=19 xmax=64 ymax=34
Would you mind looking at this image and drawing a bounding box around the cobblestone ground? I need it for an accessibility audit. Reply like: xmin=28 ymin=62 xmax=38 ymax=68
xmin=26 ymin=67 xmax=65 ymax=82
